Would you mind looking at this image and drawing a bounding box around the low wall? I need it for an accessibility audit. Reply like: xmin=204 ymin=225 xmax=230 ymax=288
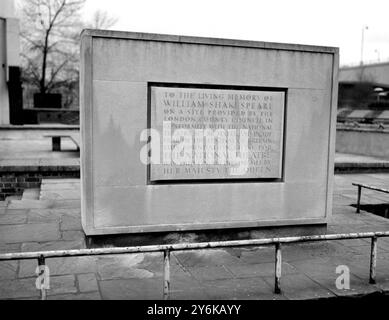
xmin=336 ymin=127 xmax=389 ymax=159
xmin=0 ymin=170 xmax=80 ymax=201
xmin=0 ymin=125 xmax=80 ymax=200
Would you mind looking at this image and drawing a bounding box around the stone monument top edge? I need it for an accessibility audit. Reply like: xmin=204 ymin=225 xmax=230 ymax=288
xmin=81 ymin=29 xmax=339 ymax=55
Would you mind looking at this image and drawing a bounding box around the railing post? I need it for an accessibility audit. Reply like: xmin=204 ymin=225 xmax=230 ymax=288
xmin=357 ymin=186 xmax=362 ymax=213
xmin=369 ymin=237 xmax=378 ymax=284
xmin=163 ymin=250 xmax=171 ymax=300
xmin=37 ymin=255 xmax=47 ymax=300
xmin=274 ymin=243 xmax=282 ymax=294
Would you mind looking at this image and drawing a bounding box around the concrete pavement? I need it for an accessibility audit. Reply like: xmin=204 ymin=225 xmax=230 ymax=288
xmin=0 ymin=174 xmax=389 ymax=300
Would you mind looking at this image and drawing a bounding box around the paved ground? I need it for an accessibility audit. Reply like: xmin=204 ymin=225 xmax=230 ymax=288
xmin=0 ymin=174 xmax=388 ymax=300
xmin=336 ymin=153 xmax=389 ymax=166
xmin=0 ymin=127 xmax=79 ymax=168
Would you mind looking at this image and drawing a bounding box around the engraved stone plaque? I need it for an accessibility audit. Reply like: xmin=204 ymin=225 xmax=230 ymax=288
xmin=150 ymin=87 xmax=285 ymax=181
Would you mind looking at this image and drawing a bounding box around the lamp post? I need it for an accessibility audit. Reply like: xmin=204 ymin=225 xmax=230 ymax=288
xmin=361 ymin=25 xmax=369 ymax=65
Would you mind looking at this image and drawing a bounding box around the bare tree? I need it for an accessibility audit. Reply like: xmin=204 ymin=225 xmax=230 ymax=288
xmin=87 ymin=10 xmax=118 ymax=29
xmin=19 ymin=0 xmax=85 ymax=95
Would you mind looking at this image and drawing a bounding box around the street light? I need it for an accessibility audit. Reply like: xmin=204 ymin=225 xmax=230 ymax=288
xmin=361 ymin=25 xmax=369 ymax=65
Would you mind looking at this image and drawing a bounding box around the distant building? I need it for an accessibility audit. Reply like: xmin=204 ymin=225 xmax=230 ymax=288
xmin=0 ymin=0 xmax=20 ymax=125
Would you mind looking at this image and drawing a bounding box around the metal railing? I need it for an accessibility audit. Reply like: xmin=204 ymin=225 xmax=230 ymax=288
xmin=353 ymin=183 xmax=389 ymax=214
xmin=1 ymin=231 xmax=389 ymax=300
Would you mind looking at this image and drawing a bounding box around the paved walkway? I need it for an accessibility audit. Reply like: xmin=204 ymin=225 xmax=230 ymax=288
xmin=0 ymin=127 xmax=79 ymax=168
xmin=336 ymin=153 xmax=389 ymax=165
xmin=0 ymin=174 xmax=389 ymax=300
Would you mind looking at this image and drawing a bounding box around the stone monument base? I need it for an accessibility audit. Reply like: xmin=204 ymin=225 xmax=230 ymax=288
xmin=85 ymin=224 xmax=327 ymax=248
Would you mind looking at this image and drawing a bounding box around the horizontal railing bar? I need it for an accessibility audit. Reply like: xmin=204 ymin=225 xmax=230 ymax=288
xmin=352 ymin=183 xmax=389 ymax=194
xmin=0 ymin=231 xmax=388 ymax=262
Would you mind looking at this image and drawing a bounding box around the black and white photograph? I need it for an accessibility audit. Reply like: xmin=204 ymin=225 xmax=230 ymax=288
xmin=0 ymin=0 xmax=389 ymax=309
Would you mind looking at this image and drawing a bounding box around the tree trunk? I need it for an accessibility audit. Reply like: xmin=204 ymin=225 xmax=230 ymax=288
xmin=40 ymin=31 xmax=50 ymax=94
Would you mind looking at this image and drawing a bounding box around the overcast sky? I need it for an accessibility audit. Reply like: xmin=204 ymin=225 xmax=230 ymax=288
xmin=81 ymin=0 xmax=389 ymax=66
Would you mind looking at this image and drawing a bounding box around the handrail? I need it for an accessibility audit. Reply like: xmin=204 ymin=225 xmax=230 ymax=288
xmin=1 ymin=231 xmax=388 ymax=300
xmin=1 ymin=231 xmax=388 ymax=261
xmin=353 ymin=183 xmax=389 ymax=213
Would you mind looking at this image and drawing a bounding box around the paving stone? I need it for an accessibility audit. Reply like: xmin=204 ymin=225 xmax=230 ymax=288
xmin=61 ymin=215 xmax=82 ymax=231
xmin=27 ymin=210 xmax=62 ymax=223
xmin=202 ymin=277 xmax=285 ymax=300
xmin=376 ymin=273 xmax=389 ymax=292
xmin=99 ymin=278 xmax=163 ymax=300
xmin=169 ymin=272 xmax=204 ymax=290
xmin=1 ymin=173 xmax=389 ymax=300
xmin=21 ymin=239 xmax=85 ymax=252
xmin=379 ymin=237 xmax=389 ymax=246
xmin=327 ymin=225 xmax=356 ymax=234
xmin=263 ymin=273 xmax=335 ymax=300
xmin=61 ymin=231 xmax=86 ymax=242
xmin=289 ymin=258 xmax=379 ymax=297
xmin=226 ymin=261 xmax=298 ymax=279
xmin=19 ymin=256 xmax=97 ymax=278
xmin=0 ymin=261 xmax=18 ymax=280
xmin=290 ymin=258 xmax=342 ymax=275
xmin=0 ymin=223 xmax=60 ymax=243
xmin=334 ymin=254 xmax=389 ymax=285
xmin=48 ymin=291 xmax=101 ymax=300
xmin=332 ymin=195 xmax=354 ymax=206
xmin=0 ymin=277 xmax=40 ymax=299
xmin=228 ymin=247 xmax=276 ymax=264
xmin=337 ymin=238 xmax=371 ymax=247
xmin=8 ymin=199 xmax=79 ymax=211
xmin=97 ymin=254 xmax=154 ymax=280
xmin=40 ymin=190 xmax=81 ymax=201
xmin=329 ymin=255 xmax=372 ymax=277
xmin=22 ymin=189 xmax=40 ymax=200
xmin=317 ymin=273 xmax=379 ymax=297
xmin=134 ymin=252 xmax=184 ymax=277
xmin=98 ymin=260 xmax=200 ymax=299
xmin=49 ymin=200 xmax=81 ymax=209
xmin=29 ymin=208 xmax=81 ymax=219
xmin=7 ymin=200 xmax=52 ymax=210
xmin=47 ymin=275 xmax=77 ymax=296
xmin=187 ymin=265 xmax=234 ymax=281
xmin=326 ymin=242 xmax=373 ymax=257
xmin=0 ymin=214 xmax=27 ymax=225
xmin=330 ymin=214 xmax=370 ymax=226
xmin=77 ymin=273 xmax=99 ymax=292
xmin=347 ymin=243 xmax=389 ymax=253
xmin=170 ymin=288 xmax=211 ymax=300
xmin=174 ymin=249 xmax=242 ymax=267
xmin=4 ymin=209 xmax=29 ymax=215
xmin=0 ymin=243 xmax=21 ymax=254
xmin=283 ymin=243 xmax=339 ymax=262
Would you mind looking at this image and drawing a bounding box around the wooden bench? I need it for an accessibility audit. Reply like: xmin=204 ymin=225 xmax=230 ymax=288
xmin=353 ymin=183 xmax=389 ymax=213
xmin=44 ymin=135 xmax=80 ymax=152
